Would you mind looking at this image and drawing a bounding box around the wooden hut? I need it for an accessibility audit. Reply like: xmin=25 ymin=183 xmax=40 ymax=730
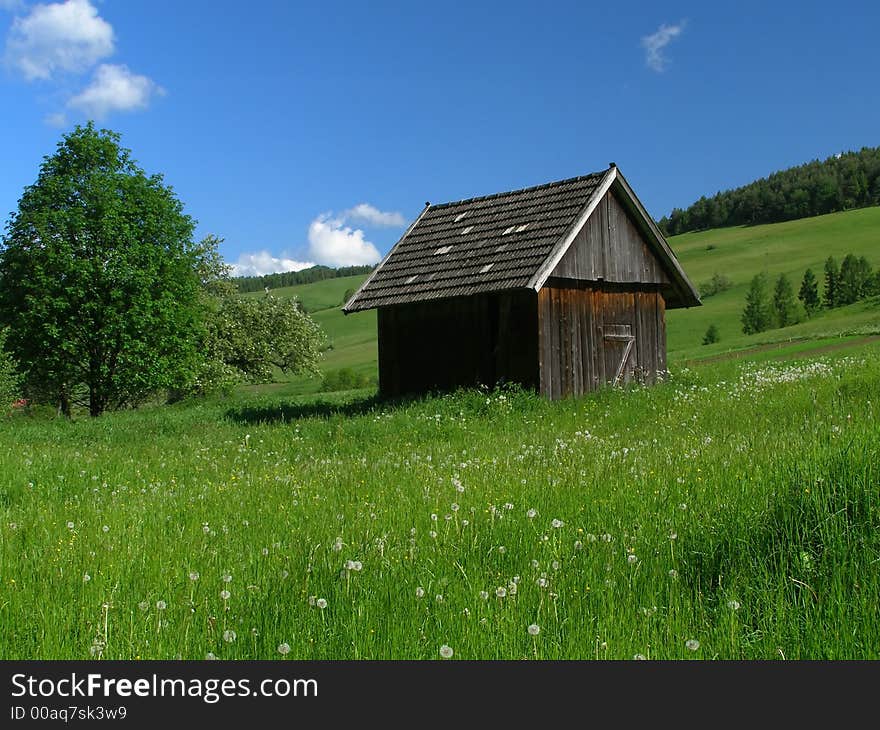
xmin=343 ymin=164 xmax=701 ymax=399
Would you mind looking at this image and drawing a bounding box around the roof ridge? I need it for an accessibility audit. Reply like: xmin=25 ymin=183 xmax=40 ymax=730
xmin=430 ymin=170 xmax=607 ymax=209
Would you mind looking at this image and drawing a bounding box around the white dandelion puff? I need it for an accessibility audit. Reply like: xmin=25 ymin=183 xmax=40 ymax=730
xmin=496 ymin=587 xmax=507 ymax=598
xmin=223 ymin=630 xmax=236 ymax=643
xmin=686 ymin=639 xmax=700 ymax=651
xmin=220 ymin=590 xmax=231 ymax=600
xmin=479 ymin=591 xmax=489 ymax=600
xmin=633 ymin=653 xmax=647 ymax=660
xmin=527 ymin=509 xmax=537 ymax=519
xmin=205 ymin=652 xmax=218 ymax=660
xmin=627 ymin=554 xmax=639 ymax=565
xmin=439 ymin=645 xmax=454 ymax=659
xmin=222 ymin=574 xmax=232 ymax=583
xmin=551 ymin=519 xmax=564 ymax=528
xmin=527 ymin=624 xmax=540 ymax=636
xmin=277 ymin=643 xmax=290 ymax=655
xmin=416 ymin=587 xmax=425 ymax=598
xmin=67 ymin=521 xmax=75 ymax=530
xmin=102 ymin=525 xmax=109 ymax=533
xmin=727 ymin=600 xmax=741 ymax=611
xmin=316 ymin=598 xmax=328 ymax=609
xmin=83 ymin=573 xmax=91 ymax=582
xmin=189 ymin=572 xmax=200 ymax=581
xmin=156 ymin=600 xmax=167 ymax=610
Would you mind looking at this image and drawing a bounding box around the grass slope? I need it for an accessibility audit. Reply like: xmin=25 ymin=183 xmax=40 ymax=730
xmin=2 ymin=342 xmax=878 ymax=659
xmin=666 ymin=206 xmax=880 ymax=352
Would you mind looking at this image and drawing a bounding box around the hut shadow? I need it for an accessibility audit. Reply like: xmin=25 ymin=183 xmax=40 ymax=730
xmin=225 ymin=392 xmax=406 ymax=425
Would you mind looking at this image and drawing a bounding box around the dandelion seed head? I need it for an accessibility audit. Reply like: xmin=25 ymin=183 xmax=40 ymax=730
xmin=439 ymin=644 xmax=454 ymax=659
xmin=551 ymin=519 xmax=564 ymax=529
xmin=67 ymin=521 xmax=74 ymax=530
xmin=527 ymin=509 xmax=537 ymax=519
xmin=223 ymin=630 xmax=236 ymax=643
xmin=102 ymin=525 xmax=109 ymax=533
xmin=222 ymin=574 xmax=232 ymax=583
xmin=479 ymin=591 xmax=489 ymax=600
xmin=83 ymin=573 xmax=91 ymax=582
xmin=627 ymin=554 xmax=639 ymax=565
xmin=633 ymin=654 xmax=647 ymax=660
xmin=415 ymin=587 xmax=425 ymax=598
xmin=316 ymin=598 xmax=328 ymax=609
xmin=495 ymin=587 xmax=506 ymax=598
xmin=727 ymin=600 xmax=741 ymax=611
xmin=205 ymin=652 xmax=217 ymax=660
xmin=686 ymin=639 xmax=700 ymax=651
xmin=137 ymin=601 xmax=148 ymax=611
xmin=156 ymin=600 xmax=167 ymax=610
xmin=189 ymin=572 xmax=200 ymax=581
xmin=220 ymin=590 xmax=231 ymax=600
xmin=277 ymin=643 xmax=290 ymax=655
xmin=527 ymin=624 xmax=540 ymax=636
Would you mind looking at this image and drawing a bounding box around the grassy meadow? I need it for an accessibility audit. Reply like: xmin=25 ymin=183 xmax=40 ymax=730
xmin=2 ymin=207 xmax=879 ymax=660
xmin=1 ymin=342 xmax=879 ymax=660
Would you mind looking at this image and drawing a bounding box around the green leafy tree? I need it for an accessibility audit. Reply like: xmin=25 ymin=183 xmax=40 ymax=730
xmin=0 ymin=123 xmax=204 ymax=416
xmin=183 ymin=293 xmax=324 ymax=397
xmin=798 ymin=268 xmax=821 ymax=317
xmin=741 ymin=272 xmax=772 ymax=335
xmin=702 ymin=323 xmax=720 ymax=345
xmin=824 ymin=256 xmax=839 ymax=308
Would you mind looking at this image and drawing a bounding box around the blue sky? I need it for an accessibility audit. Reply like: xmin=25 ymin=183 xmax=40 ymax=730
xmin=1 ymin=0 xmax=878 ymax=276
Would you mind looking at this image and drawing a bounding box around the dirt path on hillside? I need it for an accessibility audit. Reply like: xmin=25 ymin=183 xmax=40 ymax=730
xmin=683 ymin=335 xmax=880 ymax=366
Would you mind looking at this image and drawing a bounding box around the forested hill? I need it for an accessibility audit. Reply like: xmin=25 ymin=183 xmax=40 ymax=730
xmin=235 ymin=264 xmax=373 ymax=292
xmin=658 ymin=146 xmax=880 ymax=236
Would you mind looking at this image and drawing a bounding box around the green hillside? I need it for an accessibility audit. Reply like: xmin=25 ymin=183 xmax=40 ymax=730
xmin=666 ymin=206 xmax=880 ymax=353
xmin=242 ymin=273 xmax=367 ymax=314
xmin=252 ymin=206 xmax=880 ymax=395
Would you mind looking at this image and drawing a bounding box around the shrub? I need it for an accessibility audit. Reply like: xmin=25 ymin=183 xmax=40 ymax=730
xmin=702 ymin=324 xmax=721 ymax=345
xmin=698 ymin=272 xmax=733 ymax=299
xmin=320 ymin=368 xmax=375 ymax=392
xmin=0 ymin=329 xmax=21 ymax=415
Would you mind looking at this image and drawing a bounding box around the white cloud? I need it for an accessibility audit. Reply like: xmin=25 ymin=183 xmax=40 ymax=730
xmin=5 ymin=0 xmax=114 ymax=80
xmin=230 ymin=251 xmax=316 ymax=278
xmin=44 ymin=110 xmax=67 ymax=126
xmin=307 ymin=214 xmax=381 ymax=267
xmin=641 ymin=21 xmax=686 ymax=73
xmin=344 ymin=203 xmax=406 ymax=228
xmin=68 ymin=63 xmax=163 ymax=118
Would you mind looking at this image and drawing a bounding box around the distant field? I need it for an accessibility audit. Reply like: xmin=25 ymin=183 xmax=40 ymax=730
xmin=249 ymin=206 xmax=880 ymax=396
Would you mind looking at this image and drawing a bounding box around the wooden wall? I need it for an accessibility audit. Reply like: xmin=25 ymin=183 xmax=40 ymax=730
xmin=552 ymin=189 xmax=670 ymax=285
xmin=537 ymin=281 xmax=666 ymax=399
xmin=377 ymin=290 xmax=538 ymax=398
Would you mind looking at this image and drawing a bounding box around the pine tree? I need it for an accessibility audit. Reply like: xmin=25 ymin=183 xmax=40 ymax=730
xmin=741 ymin=273 xmax=772 ymax=335
xmin=798 ymin=268 xmax=820 ymax=317
xmin=772 ymin=274 xmax=799 ymax=327
xmin=702 ymin=324 xmax=720 ymax=345
xmin=824 ymin=256 xmax=839 ymax=308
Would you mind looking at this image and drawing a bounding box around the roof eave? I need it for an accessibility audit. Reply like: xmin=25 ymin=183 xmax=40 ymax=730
xmin=342 ymin=202 xmax=432 ymax=314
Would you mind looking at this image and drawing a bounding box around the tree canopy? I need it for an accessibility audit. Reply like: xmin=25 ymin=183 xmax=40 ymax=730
xmin=0 ymin=123 xmax=205 ymax=416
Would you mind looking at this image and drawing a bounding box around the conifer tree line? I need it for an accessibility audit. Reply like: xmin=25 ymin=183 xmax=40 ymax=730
xmin=659 ymin=147 xmax=880 ymax=235
xmin=741 ymin=255 xmax=879 ymax=335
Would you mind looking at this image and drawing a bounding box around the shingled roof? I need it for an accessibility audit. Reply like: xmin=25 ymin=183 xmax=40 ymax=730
xmin=344 ymin=166 xmax=699 ymax=312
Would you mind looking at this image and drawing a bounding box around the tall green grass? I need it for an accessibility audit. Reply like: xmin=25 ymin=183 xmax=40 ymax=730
xmin=1 ymin=345 xmax=878 ymax=659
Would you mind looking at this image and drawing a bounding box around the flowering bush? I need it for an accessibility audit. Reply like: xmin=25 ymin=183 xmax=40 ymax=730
xmin=0 ymin=329 xmax=22 ymax=415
